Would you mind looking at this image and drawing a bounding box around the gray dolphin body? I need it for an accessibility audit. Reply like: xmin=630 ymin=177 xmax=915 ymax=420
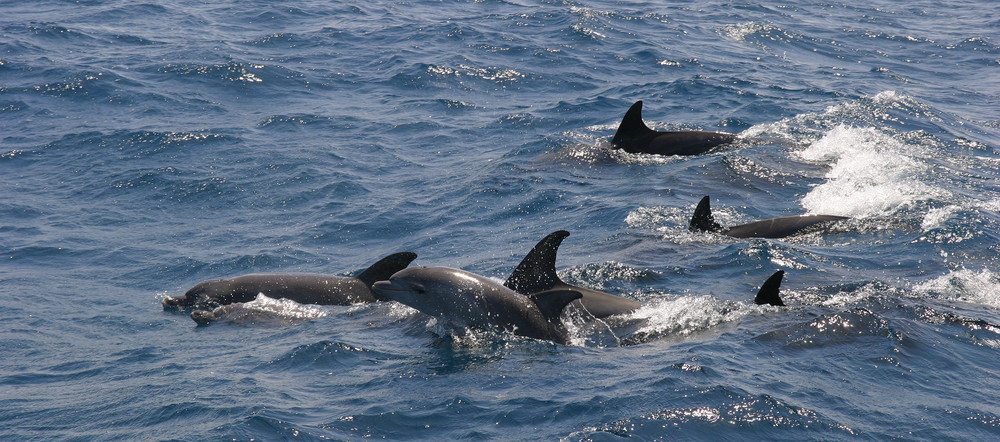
xmin=689 ymin=196 xmax=848 ymax=239
xmin=163 ymin=252 xmax=418 ymax=310
xmin=611 ymin=101 xmax=736 ymax=155
xmin=504 ymin=230 xmax=641 ymax=319
xmin=372 ymin=266 xmax=582 ymax=344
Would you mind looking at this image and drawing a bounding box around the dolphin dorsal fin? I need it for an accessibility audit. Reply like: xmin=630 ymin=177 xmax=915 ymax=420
xmin=356 ymin=252 xmax=418 ymax=288
xmin=754 ymin=270 xmax=786 ymax=306
xmin=611 ymin=100 xmax=655 ymax=145
xmin=689 ymin=196 xmax=724 ymax=233
xmin=505 ymin=230 xmax=570 ymax=294
xmin=529 ymin=289 xmax=583 ymax=321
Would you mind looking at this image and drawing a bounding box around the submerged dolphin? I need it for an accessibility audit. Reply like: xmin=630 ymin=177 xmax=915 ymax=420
xmin=611 ymin=101 xmax=736 ymax=155
xmin=689 ymin=196 xmax=848 ymax=239
xmin=372 ymin=266 xmax=582 ymax=344
xmin=504 ymin=230 xmax=641 ymax=318
xmin=163 ymin=252 xmax=418 ymax=310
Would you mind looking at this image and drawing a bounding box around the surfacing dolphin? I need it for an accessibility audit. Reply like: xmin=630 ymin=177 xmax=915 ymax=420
xmin=372 ymin=266 xmax=582 ymax=344
xmin=163 ymin=252 xmax=418 ymax=310
xmin=754 ymin=270 xmax=785 ymax=306
xmin=611 ymin=101 xmax=736 ymax=155
xmin=504 ymin=230 xmax=641 ymax=319
xmin=689 ymin=196 xmax=848 ymax=239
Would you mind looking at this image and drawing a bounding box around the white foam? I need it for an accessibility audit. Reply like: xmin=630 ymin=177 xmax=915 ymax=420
xmin=796 ymin=125 xmax=948 ymax=218
xmin=914 ymin=269 xmax=1000 ymax=308
xmin=631 ymin=295 xmax=745 ymax=337
xmin=921 ymin=205 xmax=960 ymax=231
xmin=240 ymin=293 xmax=331 ymax=320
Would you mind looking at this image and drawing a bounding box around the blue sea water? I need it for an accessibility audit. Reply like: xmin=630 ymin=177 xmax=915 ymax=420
xmin=2 ymin=0 xmax=999 ymax=439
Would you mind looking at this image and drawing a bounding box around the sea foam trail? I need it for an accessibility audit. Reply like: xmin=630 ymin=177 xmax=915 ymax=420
xmin=795 ymin=125 xmax=948 ymax=218
xmin=914 ymin=269 xmax=1000 ymax=308
xmin=198 ymin=294 xmax=331 ymax=325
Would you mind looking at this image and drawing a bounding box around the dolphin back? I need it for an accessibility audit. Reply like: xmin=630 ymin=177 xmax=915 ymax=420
xmin=724 ymin=215 xmax=849 ymax=238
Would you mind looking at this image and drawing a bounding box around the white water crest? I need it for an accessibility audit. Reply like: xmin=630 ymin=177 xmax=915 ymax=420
xmin=795 ymin=124 xmax=949 ymax=218
xmin=915 ymin=269 xmax=1000 ymax=308
xmin=204 ymin=294 xmax=332 ymax=325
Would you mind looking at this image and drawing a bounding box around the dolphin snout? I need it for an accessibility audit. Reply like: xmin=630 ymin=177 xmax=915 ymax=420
xmin=162 ymin=295 xmax=190 ymax=309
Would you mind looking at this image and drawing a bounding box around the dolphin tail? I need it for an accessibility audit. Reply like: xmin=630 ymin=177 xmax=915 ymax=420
xmin=611 ymin=101 xmax=655 ymax=146
xmin=356 ymin=251 xmax=418 ymax=288
xmin=504 ymin=230 xmax=570 ymax=294
xmin=529 ymin=289 xmax=583 ymax=322
xmin=689 ymin=196 xmax=724 ymax=233
xmin=754 ymin=270 xmax=786 ymax=306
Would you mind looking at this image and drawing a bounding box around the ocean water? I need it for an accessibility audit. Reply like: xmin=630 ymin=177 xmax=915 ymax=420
xmin=2 ymin=0 xmax=999 ymax=439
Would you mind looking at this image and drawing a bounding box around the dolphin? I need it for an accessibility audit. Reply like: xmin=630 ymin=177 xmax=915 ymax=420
xmin=372 ymin=266 xmax=582 ymax=344
xmin=754 ymin=270 xmax=785 ymax=306
xmin=163 ymin=251 xmax=418 ymax=310
xmin=504 ymin=230 xmax=641 ymax=318
xmin=610 ymin=101 xmax=736 ymax=155
xmin=689 ymin=196 xmax=848 ymax=239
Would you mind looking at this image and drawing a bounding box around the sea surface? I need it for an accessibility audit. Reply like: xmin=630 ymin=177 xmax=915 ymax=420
xmin=2 ymin=0 xmax=999 ymax=440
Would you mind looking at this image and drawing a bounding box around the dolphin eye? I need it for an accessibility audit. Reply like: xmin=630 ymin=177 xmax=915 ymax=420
xmin=413 ymin=284 xmax=427 ymax=294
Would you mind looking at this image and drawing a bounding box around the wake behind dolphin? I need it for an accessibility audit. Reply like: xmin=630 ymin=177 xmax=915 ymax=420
xmin=611 ymin=101 xmax=736 ymax=155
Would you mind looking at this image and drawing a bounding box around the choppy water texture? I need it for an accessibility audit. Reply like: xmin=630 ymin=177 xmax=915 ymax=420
xmin=2 ymin=0 xmax=999 ymax=439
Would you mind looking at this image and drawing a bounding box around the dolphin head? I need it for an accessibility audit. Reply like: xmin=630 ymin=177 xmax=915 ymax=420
xmin=372 ymin=266 xmax=498 ymax=319
xmin=162 ymin=280 xmax=214 ymax=309
xmin=163 ymin=278 xmax=237 ymax=310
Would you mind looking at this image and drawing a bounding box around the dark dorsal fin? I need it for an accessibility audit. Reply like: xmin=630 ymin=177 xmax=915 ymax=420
xmin=504 ymin=230 xmax=569 ymax=294
xmin=356 ymin=252 xmax=418 ymax=288
xmin=529 ymin=289 xmax=583 ymax=321
xmin=754 ymin=270 xmax=786 ymax=306
xmin=611 ymin=100 xmax=655 ymax=145
xmin=689 ymin=196 xmax=724 ymax=233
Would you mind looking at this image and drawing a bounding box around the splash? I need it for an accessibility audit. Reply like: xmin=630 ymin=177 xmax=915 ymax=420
xmin=559 ymin=261 xmax=659 ymax=291
xmin=199 ymin=294 xmax=331 ymax=325
xmin=915 ymin=269 xmax=1000 ymax=308
xmin=626 ymin=295 xmax=747 ymax=341
xmin=796 ymin=125 xmax=948 ymax=217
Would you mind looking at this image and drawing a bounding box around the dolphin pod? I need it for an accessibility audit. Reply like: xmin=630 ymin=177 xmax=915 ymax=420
xmin=170 ymin=230 xmax=789 ymax=343
xmin=163 ymin=252 xmax=418 ymax=310
xmin=611 ymin=101 xmax=737 ymax=155
xmin=371 ymin=264 xmax=786 ymax=344
xmin=163 ymin=99 xmax=842 ymax=344
xmin=689 ymin=196 xmax=848 ymax=239
xmin=504 ymin=230 xmax=786 ymax=313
